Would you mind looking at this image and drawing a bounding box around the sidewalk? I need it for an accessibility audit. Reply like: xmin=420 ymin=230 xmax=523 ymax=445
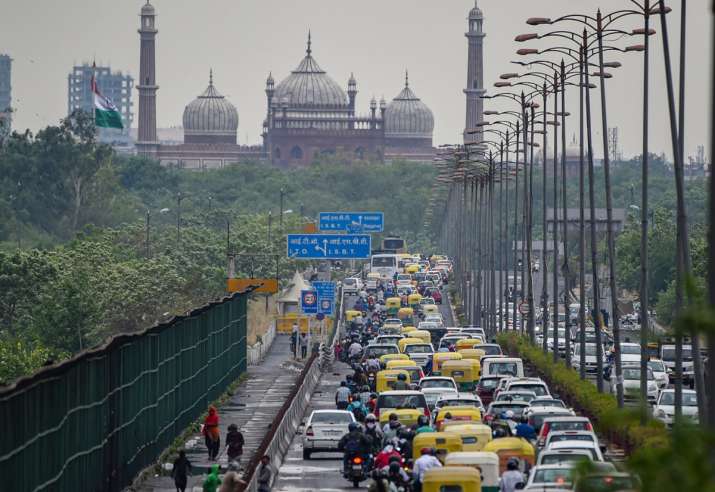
xmin=136 ymin=334 xmax=306 ymax=491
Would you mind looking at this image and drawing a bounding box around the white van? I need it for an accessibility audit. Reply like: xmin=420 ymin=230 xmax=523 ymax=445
xmin=481 ymin=357 xmax=525 ymax=378
xmin=371 ymin=254 xmax=399 ymax=280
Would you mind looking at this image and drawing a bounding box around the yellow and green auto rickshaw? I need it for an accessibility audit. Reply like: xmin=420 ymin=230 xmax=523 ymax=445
xmin=444 ymin=452 xmax=499 ymax=491
xmin=398 ymin=307 xmax=415 ymax=325
xmin=408 ymin=292 xmax=423 ymax=310
xmin=345 ymin=310 xmax=361 ymax=322
xmin=405 ymin=263 xmax=420 ymax=275
xmin=379 ymin=353 xmax=410 ymax=367
xmin=434 ymin=406 xmax=482 ymax=430
xmin=398 ymin=337 xmax=423 ymax=353
xmin=386 ymin=297 xmax=402 ymax=316
xmin=432 ymin=352 xmax=463 ymax=376
xmin=376 ymin=369 xmax=411 ymax=393
xmin=412 ymin=432 xmax=463 ymax=461
xmin=442 ymin=424 xmax=493 ymax=452
xmin=423 ymin=467 xmax=481 ymax=492
xmin=441 ymin=359 xmax=480 ymax=391
xmin=458 ymin=348 xmax=486 ymax=362
xmin=421 ymin=304 xmax=440 ymax=317
xmin=456 ymin=338 xmax=485 ymax=351
xmin=482 ymin=437 xmax=535 ymax=475
xmin=378 ymin=407 xmax=422 ymax=427
xmin=400 ymin=325 xmax=418 ymax=336
xmin=410 ymin=329 xmax=432 ymax=345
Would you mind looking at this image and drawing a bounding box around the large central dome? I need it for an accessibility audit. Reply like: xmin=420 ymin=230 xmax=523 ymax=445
xmin=274 ymin=34 xmax=349 ymax=109
xmin=183 ymin=71 xmax=238 ymax=144
xmin=385 ymin=73 xmax=434 ymax=140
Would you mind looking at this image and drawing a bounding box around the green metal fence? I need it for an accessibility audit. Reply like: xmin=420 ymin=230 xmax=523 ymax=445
xmin=0 ymin=291 xmax=248 ymax=492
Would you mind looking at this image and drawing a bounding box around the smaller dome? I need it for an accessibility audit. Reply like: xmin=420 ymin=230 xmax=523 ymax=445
xmin=469 ymin=0 xmax=483 ymax=19
xmin=385 ymin=72 xmax=434 ymax=140
xmin=183 ymin=71 xmax=238 ymax=145
xmin=141 ymin=1 xmax=155 ymax=15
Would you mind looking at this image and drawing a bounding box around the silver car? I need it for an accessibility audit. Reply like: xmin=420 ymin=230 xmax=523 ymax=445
xmin=301 ymin=410 xmax=354 ymax=459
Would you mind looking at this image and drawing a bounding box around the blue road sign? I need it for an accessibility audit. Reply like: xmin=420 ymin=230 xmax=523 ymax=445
xmin=301 ymin=289 xmax=318 ymax=314
xmin=287 ymin=234 xmax=372 ymax=259
xmin=313 ymin=281 xmax=336 ymax=316
xmin=319 ymin=212 xmax=384 ymax=232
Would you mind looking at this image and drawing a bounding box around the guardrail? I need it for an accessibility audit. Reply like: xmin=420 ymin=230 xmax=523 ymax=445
xmin=247 ymin=321 xmax=277 ymax=366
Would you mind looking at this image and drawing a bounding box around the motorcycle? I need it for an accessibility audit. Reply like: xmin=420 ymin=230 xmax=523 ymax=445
xmin=344 ymin=454 xmax=370 ymax=488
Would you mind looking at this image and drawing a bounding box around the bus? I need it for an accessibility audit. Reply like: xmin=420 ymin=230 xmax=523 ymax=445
xmin=382 ymin=236 xmax=407 ymax=254
xmin=371 ymin=254 xmax=400 ymax=280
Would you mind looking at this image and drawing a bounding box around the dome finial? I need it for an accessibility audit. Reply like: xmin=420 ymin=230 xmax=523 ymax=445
xmin=405 ymin=70 xmax=409 ymax=88
xmin=307 ymin=30 xmax=312 ymax=56
xmin=209 ymin=68 xmax=213 ymax=86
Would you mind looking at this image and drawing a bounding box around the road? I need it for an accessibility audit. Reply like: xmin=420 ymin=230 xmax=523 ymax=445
xmin=273 ymin=286 xmax=454 ymax=491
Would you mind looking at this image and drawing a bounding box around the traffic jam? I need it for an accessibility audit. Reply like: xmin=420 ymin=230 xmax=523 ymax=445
xmin=291 ymin=249 xmax=639 ymax=492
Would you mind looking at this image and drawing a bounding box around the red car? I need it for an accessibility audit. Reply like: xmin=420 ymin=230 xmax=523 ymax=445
xmin=426 ymin=288 xmax=442 ymax=304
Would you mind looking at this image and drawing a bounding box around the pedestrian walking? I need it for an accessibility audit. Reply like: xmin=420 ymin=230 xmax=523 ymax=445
xmin=225 ymin=423 xmax=245 ymax=464
xmin=202 ymin=464 xmax=221 ymax=492
xmin=257 ymin=455 xmax=273 ymax=492
xmin=218 ymin=461 xmax=246 ymax=492
xmin=203 ymin=406 xmax=221 ymax=460
xmin=299 ymin=332 xmax=309 ymax=358
xmin=171 ymin=450 xmax=192 ymax=492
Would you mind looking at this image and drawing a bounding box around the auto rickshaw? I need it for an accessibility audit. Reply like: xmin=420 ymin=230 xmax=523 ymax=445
xmin=398 ymin=307 xmax=414 ymax=325
xmin=408 ymin=292 xmax=423 ymax=310
xmin=442 ymin=424 xmax=493 ymax=452
xmin=441 ymin=359 xmax=480 ymax=391
xmin=432 ymin=352 xmax=463 ymax=376
xmin=378 ymin=407 xmax=422 ymax=427
xmin=386 ymin=297 xmax=402 ymax=316
xmin=405 ymin=263 xmax=420 ymax=275
xmin=410 ymin=329 xmax=432 ymax=344
xmin=482 ymin=437 xmax=535 ymax=474
xmin=423 ymin=467 xmax=482 ymax=492
xmin=381 ymin=320 xmax=403 ymax=335
xmin=456 ymin=338 xmax=485 ymax=350
xmin=400 ymin=325 xmax=418 ymax=336
xmin=385 ymin=358 xmax=418 ymax=369
xmin=379 ymin=353 xmax=410 ymax=367
xmin=458 ymin=348 xmax=486 ymax=361
xmin=345 ymin=310 xmax=361 ymax=322
xmin=422 ymin=304 xmax=440 ymax=317
xmin=444 ymin=452 xmax=499 ymax=491
xmin=398 ymin=337 xmax=423 ymax=353
xmin=376 ymin=369 xmax=411 ymax=392
xmin=434 ymin=406 xmax=482 ymax=430
xmin=412 ymin=432 xmax=463 ymax=461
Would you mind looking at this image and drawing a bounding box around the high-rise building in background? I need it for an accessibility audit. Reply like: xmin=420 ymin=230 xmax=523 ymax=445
xmin=0 ymin=54 xmax=12 ymax=138
xmin=464 ymin=1 xmax=485 ymax=144
xmin=67 ymin=63 xmax=134 ymax=144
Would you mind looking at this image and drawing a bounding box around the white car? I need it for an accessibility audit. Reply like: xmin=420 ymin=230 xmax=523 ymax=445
xmin=612 ymin=366 xmax=658 ymax=403
xmin=618 ymin=342 xmax=642 ymax=364
xmin=546 ymin=440 xmax=605 ymax=462
xmin=423 ymin=314 xmax=444 ymax=326
xmin=571 ymin=343 xmax=606 ymax=374
xmin=537 ymin=449 xmax=594 ymax=466
xmin=544 ymin=430 xmax=599 ymax=451
xmin=506 ymin=378 xmax=551 ymax=398
xmin=419 ymin=376 xmax=458 ymax=392
xmin=524 ymin=464 xmax=574 ymax=490
xmin=301 ymin=410 xmax=354 ymax=459
xmin=647 ymin=359 xmax=669 ymax=389
xmin=434 ymin=393 xmax=484 ymax=413
xmin=342 ymin=277 xmax=362 ymax=294
xmin=653 ymin=389 xmax=699 ymax=427
xmin=421 ymin=387 xmax=459 ymax=410
xmin=403 ymin=343 xmax=434 ymax=366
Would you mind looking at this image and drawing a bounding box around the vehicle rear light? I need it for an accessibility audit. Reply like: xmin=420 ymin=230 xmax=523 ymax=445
xmin=424 ymin=407 xmax=431 ymax=418
xmin=353 ymin=456 xmax=363 ymax=464
xmin=306 ymin=426 xmax=314 ymax=436
xmin=586 ymin=422 xmax=593 ymax=431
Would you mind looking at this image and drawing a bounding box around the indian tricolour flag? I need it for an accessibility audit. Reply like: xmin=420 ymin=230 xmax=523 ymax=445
xmin=91 ymin=68 xmax=123 ymax=129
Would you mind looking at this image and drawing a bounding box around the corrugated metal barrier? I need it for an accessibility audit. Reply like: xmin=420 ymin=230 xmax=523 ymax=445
xmin=0 ymin=290 xmax=249 ymax=492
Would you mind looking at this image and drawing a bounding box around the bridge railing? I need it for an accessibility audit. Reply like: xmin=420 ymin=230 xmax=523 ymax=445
xmin=0 ymin=290 xmax=250 ymax=492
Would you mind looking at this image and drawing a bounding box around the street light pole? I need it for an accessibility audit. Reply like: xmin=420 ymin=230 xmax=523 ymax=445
xmin=552 ymin=70 xmax=560 ymax=364
xmin=578 ymin=46 xmax=588 ymax=380
xmin=279 ymin=187 xmax=285 ymax=234
xmin=524 ymin=99 xmax=537 ymax=343
xmin=541 ymin=84 xmax=550 ymax=354
xmin=513 ymin=122 xmax=521 ymax=332
xmin=145 ymin=210 xmax=151 ymax=258
xmin=560 ymin=59 xmax=572 ymax=368
xmin=176 ymin=192 xmax=183 ymax=245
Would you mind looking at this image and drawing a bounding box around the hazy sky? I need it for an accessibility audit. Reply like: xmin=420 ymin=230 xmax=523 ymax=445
xmin=1 ymin=0 xmax=712 ymax=160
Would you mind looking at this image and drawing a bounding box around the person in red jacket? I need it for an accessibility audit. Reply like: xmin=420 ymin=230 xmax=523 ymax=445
xmin=203 ymin=405 xmax=221 ymax=460
xmin=374 ymin=444 xmax=402 ymax=469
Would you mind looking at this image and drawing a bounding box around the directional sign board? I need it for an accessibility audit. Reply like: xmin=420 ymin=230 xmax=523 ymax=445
xmin=313 ymin=281 xmax=336 ymax=316
xmin=319 ymin=212 xmax=384 ymax=233
xmin=301 ymin=289 xmax=318 ymax=315
xmin=287 ymin=234 xmax=371 ymax=260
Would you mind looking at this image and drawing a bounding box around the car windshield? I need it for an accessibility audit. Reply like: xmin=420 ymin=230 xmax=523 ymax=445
xmin=498 ymin=393 xmax=534 ymax=403
xmin=532 ymin=399 xmax=565 ymax=408
xmin=372 ymin=257 xmax=396 ymax=267
xmin=489 ymin=404 xmax=526 ymax=416
xmin=660 ymin=392 xmax=698 ymax=406
xmin=442 ymin=400 xmax=479 ymax=408
xmin=549 ymin=434 xmax=595 ymax=444
xmin=344 ymin=278 xmax=356 ymax=285
xmin=377 ymin=394 xmax=426 ymax=410
xmin=662 ymin=347 xmax=693 ymax=360
xmin=623 ymin=368 xmax=653 ymax=380
xmin=541 ymin=454 xmax=591 ymax=465
xmin=366 ymin=346 xmax=398 ymax=357
xmin=532 ymin=468 xmax=573 ymax=484
xmin=487 ymin=362 xmax=519 ymax=376
xmin=476 ymin=345 xmax=501 ymax=355
xmin=549 ymin=421 xmax=590 ymax=432
xmin=584 ymin=345 xmax=599 ymax=356
xmin=311 ymin=412 xmax=353 ymax=424
xmin=621 ymin=345 xmax=640 ymax=355
xmin=421 ymin=380 xmax=454 ymax=389
xmin=579 ymin=476 xmax=639 ymax=491
xmin=509 ymin=384 xmax=548 ymax=396
xmin=405 ymin=345 xmax=433 ymax=354
xmin=478 ymin=378 xmax=500 ymax=389
xmin=648 ymin=360 xmax=665 ymax=372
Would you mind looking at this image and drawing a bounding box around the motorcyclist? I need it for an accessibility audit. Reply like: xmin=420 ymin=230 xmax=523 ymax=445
xmin=359 ymin=385 xmax=372 ymax=406
xmin=366 ymin=355 xmax=381 ymax=374
xmin=392 ymin=373 xmax=409 ymax=391
xmin=348 ymin=340 xmax=363 ymax=361
xmin=335 ymin=381 xmax=352 ymax=410
xmin=353 ymin=367 xmax=368 ymax=388
xmin=514 ymin=416 xmax=536 ymax=441
xmin=382 ymin=414 xmax=402 ymax=445
xmin=414 ymin=415 xmax=434 ymax=434
xmin=364 ymin=414 xmax=384 ymax=455
xmin=375 ymin=444 xmax=402 ymax=469
xmin=347 ymin=394 xmax=369 ymax=422
xmin=499 ymin=458 xmax=525 ymax=492
xmin=412 ymin=448 xmax=442 ymax=492
xmin=396 ymin=427 xmax=414 ymax=460
xmin=338 ymin=422 xmax=372 ymax=476
xmin=386 ymin=458 xmax=410 ymax=490
xmin=367 ymin=393 xmax=379 ymax=413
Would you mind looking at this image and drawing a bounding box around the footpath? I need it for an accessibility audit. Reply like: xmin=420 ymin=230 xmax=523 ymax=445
xmin=135 ymin=334 xmax=304 ymax=492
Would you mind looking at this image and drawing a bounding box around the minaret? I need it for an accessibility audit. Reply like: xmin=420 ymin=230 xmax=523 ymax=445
xmin=464 ymin=0 xmax=486 ymax=144
xmin=347 ymin=73 xmax=357 ymax=116
xmin=136 ymin=1 xmax=159 ymax=156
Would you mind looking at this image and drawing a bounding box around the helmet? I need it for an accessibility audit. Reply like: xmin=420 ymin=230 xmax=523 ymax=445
xmin=507 ymin=458 xmax=520 ymax=471
xmin=389 ymin=413 xmax=399 ymax=421
xmin=505 ymin=410 xmax=515 ymax=419
xmin=389 ymin=462 xmax=401 ymax=474
xmin=348 ymin=422 xmax=360 ymax=432
xmin=397 ymin=373 xmax=407 ymax=381
xmin=420 ymin=447 xmax=431 ymax=455
xmin=365 ymin=413 xmax=377 ymax=422
xmin=340 ymin=381 xmax=347 ymax=387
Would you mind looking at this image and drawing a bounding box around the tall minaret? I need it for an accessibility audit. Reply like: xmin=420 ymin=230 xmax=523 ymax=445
xmin=136 ymin=1 xmax=159 ymax=156
xmin=463 ymin=1 xmax=486 ymax=144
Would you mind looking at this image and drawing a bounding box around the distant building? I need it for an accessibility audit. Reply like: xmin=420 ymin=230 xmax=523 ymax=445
xmin=0 ymin=54 xmax=12 ymax=138
xmin=67 ymin=63 xmax=134 ymax=145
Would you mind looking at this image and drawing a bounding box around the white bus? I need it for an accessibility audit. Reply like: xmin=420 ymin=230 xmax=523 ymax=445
xmin=370 ymin=254 xmax=400 ymax=280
